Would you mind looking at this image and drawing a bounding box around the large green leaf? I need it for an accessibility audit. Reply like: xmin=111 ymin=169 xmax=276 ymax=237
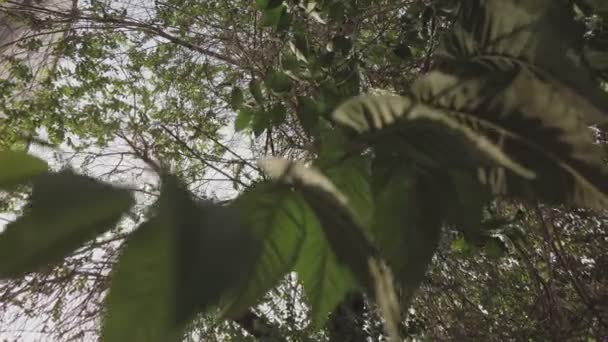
xmin=259 ymin=159 xmax=375 ymax=284
xmin=231 ymin=174 xmax=354 ymax=327
xmin=334 ymin=62 xmax=608 ymax=208
xmin=0 ymin=172 xmax=133 ymax=279
xmin=260 ymin=159 xmax=401 ymax=338
xmin=261 ymin=5 xmax=289 ymax=31
xmin=370 ymin=158 xmax=443 ymax=308
xmin=222 ymin=183 xmax=306 ymax=316
xmin=439 ymin=0 xmax=608 ymax=122
xmin=101 ymin=218 xmax=177 ymax=342
xmin=332 ymin=94 xmax=534 ymax=179
xmin=0 ymin=151 xmax=48 ymax=189
xmin=102 ymin=176 xmax=257 ymax=341
xmin=289 ymin=132 xmax=375 ymax=326
xmin=412 ymin=64 xmax=608 ymax=208
xmin=315 ymin=126 xmax=374 ymax=226
xmin=293 ymin=196 xmax=354 ymax=327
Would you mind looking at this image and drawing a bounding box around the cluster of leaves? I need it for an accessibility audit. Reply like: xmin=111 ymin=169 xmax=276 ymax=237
xmin=1 ymin=0 xmax=608 ymax=340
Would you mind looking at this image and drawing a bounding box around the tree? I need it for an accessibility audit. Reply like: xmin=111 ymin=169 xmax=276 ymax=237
xmin=0 ymin=0 xmax=607 ymax=340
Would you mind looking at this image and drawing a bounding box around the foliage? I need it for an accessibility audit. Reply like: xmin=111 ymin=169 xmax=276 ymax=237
xmin=1 ymin=0 xmax=607 ymax=340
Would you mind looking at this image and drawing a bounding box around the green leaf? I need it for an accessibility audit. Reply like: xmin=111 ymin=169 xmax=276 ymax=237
xmin=223 ymin=183 xmax=306 ymax=316
xmin=259 ymin=159 xmax=401 ymax=338
xmin=412 ymin=64 xmax=608 ymax=208
xmin=266 ymin=0 xmax=283 ymax=9
xmin=0 ymin=151 xmax=48 ymax=189
xmin=444 ymin=168 xmax=492 ymax=234
xmin=0 ymin=172 xmax=133 ymax=279
xmin=370 ymin=160 xmax=442 ymax=307
xmin=484 ymin=236 xmax=508 ymax=258
xmin=585 ymin=47 xmax=608 ymax=72
xmin=281 ymin=51 xmax=301 ymax=72
xmin=332 ymin=95 xmax=534 ymax=179
xmin=328 ymin=2 xmax=346 ymax=22
xmin=259 ymin=159 xmax=376 ymax=286
xmin=258 ymin=159 xmax=363 ymax=326
xmin=235 ymin=106 xmax=255 ymax=132
xmin=331 ymin=36 xmax=352 ymax=54
xmin=450 ymin=236 xmax=473 ymax=255
xmin=334 ymin=66 xmax=360 ymax=98
xmin=579 ymin=0 xmax=608 ymax=13
xmin=288 ymin=131 xmax=376 ymax=326
xmin=315 ymin=127 xmax=374 ymax=226
xmin=256 ymin=0 xmax=283 ymax=10
xmin=296 ymin=97 xmax=320 ymax=136
xmin=293 ymin=213 xmax=355 ymax=327
xmin=102 ymin=176 xmax=258 ymax=341
xmin=255 ymin=0 xmax=269 ymax=10
xmin=230 ymin=87 xmax=244 ymax=110
xmin=252 ymin=110 xmax=270 ymax=137
xmin=101 ymin=218 xmax=178 ymax=342
xmin=249 ymin=79 xmax=264 ymax=104
xmin=393 ymin=42 xmax=412 ymax=60
xmin=293 ymin=31 xmax=310 ymax=60
xmin=439 ymin=0 xmax=608 ymax=120
xmin=269 ymin=102 xmax=287 ymax=125
xmin=264 ymin=70 xmax=293 ymax=93
xmin=262 ymin=5 xmax=287 ymax=29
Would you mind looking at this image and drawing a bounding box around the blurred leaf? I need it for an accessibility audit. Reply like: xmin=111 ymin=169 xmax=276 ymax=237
xmin=0 ymin=151 xmax=48 ymax=189
xmin=0 ymin=172 xmax=133 ymax=279
xmin=444 ymin=169 xmax=492 ymax=234
xmin=264 ymin=70 xmax=293 ymax=93
xmin=296 ymin=97 xmax=320 ymax=136
xmin=484 ymin=236 xmax=508 ymax=258
xmin=235 ymin=106 xmax=255 ymax=132
xmin=266 ymin=0 xmax=283 ymax=9
xmin=230 ymin=87 xmax=244 ymax=110
xmin=413 ymin=64 xmax=608 ymax=208
xmin=393 ymin=42 xmax=412 ymax=59
xmin=579 ymin=0 xmax=608 ymax=13
xmin=293 ymin=31 xmax=310 ymax=60
xmin=332 ymin=36 xmax=352 ymax=54
xmin=262 ymin=5 xmax=287 ymax=29
xmin=269 ymin=102 xmax=287 ymax=125
xmin=101 ymin=218 xmax=177 ymax=342
xmin=333 ymin=95 xmax=533 ymax=178
xmin=451 ymin=236 xmax=473 ymax=255
xmin=249 ymin=79 xmax=264 ymax=104
xmin=328 ymin=2 xmax=346 ymax=22
xmin=252 ymin=110 xmax=270 ymax=137
xmin=102 ymin=176 xmax=258 ymax=341
xmin=440 ymin=0 xmax=608 ymax=121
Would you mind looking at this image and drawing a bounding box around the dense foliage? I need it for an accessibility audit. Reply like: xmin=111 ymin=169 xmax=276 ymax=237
xmin=1 ymin=0 xmax=607 ymax=340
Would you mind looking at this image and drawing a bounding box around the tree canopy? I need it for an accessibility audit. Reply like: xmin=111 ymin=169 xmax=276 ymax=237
xmin=0 ymin=0 xmax=607 ymax=340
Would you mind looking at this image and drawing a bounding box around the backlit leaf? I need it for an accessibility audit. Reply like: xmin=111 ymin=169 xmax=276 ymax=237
xmin=223 ymin=183 xmax=306 ymax=316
